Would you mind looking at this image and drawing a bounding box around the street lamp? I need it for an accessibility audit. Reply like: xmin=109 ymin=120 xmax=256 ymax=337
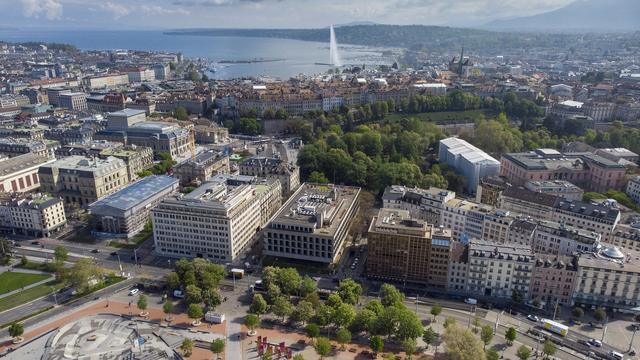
xmin=629 ymin=327 xmax=637 ymax=353
xmin=50 ymin=286 xmax=57 ymax=305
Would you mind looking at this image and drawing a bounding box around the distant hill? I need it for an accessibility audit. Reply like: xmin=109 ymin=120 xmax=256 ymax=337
xmin=486 ymin=0 xmax=640 ymax=32
xmin=165 ymin=25 xmax=588 ymax=52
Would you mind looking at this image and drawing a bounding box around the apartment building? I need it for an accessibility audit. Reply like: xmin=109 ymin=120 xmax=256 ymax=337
xmin=382 ymin=185 xmax=455 ymax=226
xmin=530 ymin=256 xmax=578 ymax=307
xmin=0 ymin=193 xmax=66 ymax=237
xmin=239 ymin=156 xmax=300 ymax=196
xmin=263 ymin=183 xmax=360 ymax=264
xmin=38 ymin=156 xmax=128 ymax=207
xmin=476 ymin=176 xmax=511 ymax=207
xmin=152 ymin=175 xmax=281 ymax=262
xmin=439 ymin=137 xmax=500 ymax=194
xmin=466 ymin=239 xmax=535 ymax=299
xmin=0 ymin=153 xmax=56 ymax=193
xmin=553 ymin=199 xmax=620 ymax=235
xmin=58 ymin=92 xmax=88 ymax=111
xmin=89 ymin=175 xmax=178 ymax=238
xmin=0 ymin=138 xmax=57 ymax=158
xmin=83 ymin=74 xmax=129 ymax=89
xmin=498 ymin=187 xmax=557 ymax=220
xmin=366 ymin=208 xmax=453 ymax=289
xmin=500 ymin=148 xmax=626 ymax=193
xmin=603 ymin=224 xmax=640 ymax=252
xmin=440 ymin=198 xmax=513 ymax=242
xmin=573 ymin=246 xmax=640 ymax=311
xmin=173 ymin=150 xmax=230 ymax=186
xmin=626 ymin=176 xmax=640 ymax=205
xmin=506 ymin=219 xmax=537 ymax=246
xmin=532 ymin=221 xmax=601 ymax=256
xmin=447 ymin=241 xmax=469 ymax=293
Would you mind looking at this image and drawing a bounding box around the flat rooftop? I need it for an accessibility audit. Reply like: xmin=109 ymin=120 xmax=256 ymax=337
xmin=270 ymin=183 xmax=360 ymax=238
xmin=0 ymin=153 xmax=52 ymax=177
xmin=89 ymin=175 xmax=178 ymax=211
xmin=370 ymin=208 xmax=429 ymax=236
xmin=108 ymin=108 xmax=146 ymax=117
xmin=578 ymin=246 xmax=640 ymax=272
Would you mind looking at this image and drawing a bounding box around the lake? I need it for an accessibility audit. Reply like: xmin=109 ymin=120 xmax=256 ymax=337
xmin=0 ymin=29 xmax=393 ymax=79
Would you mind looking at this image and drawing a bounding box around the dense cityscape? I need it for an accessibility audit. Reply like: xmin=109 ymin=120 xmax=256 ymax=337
xmin=0 ymin=1 xmax=640 ymax=359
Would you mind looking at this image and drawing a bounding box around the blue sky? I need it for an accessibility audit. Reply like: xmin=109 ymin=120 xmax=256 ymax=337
xmin=0 ymin=0 xmax=575 ymax=29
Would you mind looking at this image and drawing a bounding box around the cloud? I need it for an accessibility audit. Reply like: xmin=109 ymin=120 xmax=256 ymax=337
xmin=100 ymin=1 xmax=131 ymax=19
xmin=139 ymin=5 xmax=190 ymax=16
xmin=20 ymin=0 xmax=63 ymax=20
xmin=172 ymin=0 xmax=276 ymax=6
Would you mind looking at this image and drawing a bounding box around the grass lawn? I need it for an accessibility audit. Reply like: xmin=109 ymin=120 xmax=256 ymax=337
xmin=385 ymin=109 xmax=496 ymax=124
xmin=0 ymin=272 xmax=51 ymax=295
xmin=0 ymin=280 xmax=64 ymax=313
xmin=109 ymin=228 xmax=152 ymax=249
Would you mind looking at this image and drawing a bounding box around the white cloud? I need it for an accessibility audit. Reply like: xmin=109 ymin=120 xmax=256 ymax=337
xmin=20 ymin=0 xmax=63 ymax=20
xmin=139 ymin=5 xmax=190 ymax=16
xmin=100 ymin=1 xmax=131 ymax=19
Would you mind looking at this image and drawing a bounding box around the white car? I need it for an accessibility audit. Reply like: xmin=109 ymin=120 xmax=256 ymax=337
xmin=128 ymin=288 xmax=139 ymax=296
xmin=588 ymin=339 xmax=602 ymax=347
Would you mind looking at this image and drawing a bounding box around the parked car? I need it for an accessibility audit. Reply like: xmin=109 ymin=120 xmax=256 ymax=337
xmin=110 ymin=251 xmax=118 ymax=256
xmin=91 ymin=249 xmax=99 ymax=253
xmin=31 ymin=241 xmax=40 ymax=245
xmin=129 ymin=288 xmax=139 ymax=296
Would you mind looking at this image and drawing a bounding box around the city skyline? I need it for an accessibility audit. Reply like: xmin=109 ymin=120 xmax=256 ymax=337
xmin=2 ymin=0 xmax=577 ymax=29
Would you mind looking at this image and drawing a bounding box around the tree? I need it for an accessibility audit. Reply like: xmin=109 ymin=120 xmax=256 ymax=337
xmin=423 ymin=327 xmax=437 ymax=349
xmin=337 ymin=279 xmax=362 ymax=305
xmin=308 ymin=171 xmax=329 ymax=184
xmin=333 ymin=303 xmax=356 ymax=329
xmin=245 ymin=314 xmax=260 ymax=332
xmin=305 ymin=323 xmax=320 ymax=343
xmin=250 ymin=293 xmax=268 ymax=316
xmin=53 ymin=245 xmax=68 ymax=266
xmin=351 ymin=309 xmax=377 ymax=334
xmin=276 ymin=268 xmax=302 ymax=296
xmin=203 ymin=288 xmax=222 ymax=310
xmin=65 ymin=258 xmax=101 ymax=294
xmin=543 ymin=340 xmax=556 ymax=359
xmin=516 ymin=345 xmax=532 ymax=360
xmin=395 ymin=307 xmax=423 ymax=341
xmin=505 ymin=327 xmax=517 ymax=345
xmin=444 ymin=316 xmax=457 ymax=329
xmin=480 ymin=325 xmax=494 ymax=349
xmin=271 ymin=296 xmax=293 ymax=322
xmin=180 ymin=338 xmax=194 ymax=357
xmin=8 ymin=322 xmax=23 ymax=338
xmin=174 ymin=107 xmax=188 ymax=121
xmin=291 ymin=300 xmax=314 ymax=325
xmin=336 ymin=327 xmax=352 ymax=350
xmin=314 ymin=337 xmax=332 ymax=359
xmin=364 ymin=300 xmax=384 ymax=316
xmin=402 ymin=338 xmax=417 ymax=359
xmin=137 ymin=294 xmax=148 ymax=313
xmin=442 ymin=324 xmax=486 ymax=360
xmin=594 ymin=308 xmax=607 ymax=324
xmin=485 ymin=348 xmax=499 ymax=360
xmin=163 ymin=301 xmax=174 ymax=317
xmin=184 ymin=284 xmax=202 ymax=305
xmin=431 ymin=304 xmax=442 ymax=321
xmin=165 ymin=272 xmax=181 ymax=291
xmin=187 ymin=304 xmax=204 ymax=324
xmin=210 ymin=338 xmax=224 ymax=356
xmin=380 ymin=283 xmax=404 ymax=307
xmin=473 ymin=315 xmax=481 ymax=333
xmin=299 ymin=276 xmax=316 ymax=297
xmin=370 ymin=335 xmax=384 ymax=355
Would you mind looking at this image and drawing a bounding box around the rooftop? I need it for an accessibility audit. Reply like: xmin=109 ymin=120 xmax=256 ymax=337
xmin=369 ymin=208 xmax=429 ymax=237
xmin=469 ymin=239 xmax=534 ymax=261
xmin=89 ymin=175 xmax=178 ymax=212
xmin=503 ymin=149 xmax=624 ymax=170
xmin=578 ymin=246 xmax=640 ymax=272
xmin=553 ymin=198 xmax=620 ymax=223
xmin=0 ymin=153 xmax=53 ymax=178
xmin=42 ymin=156 xmax=126 ymax=176
xmin=107 ymin=108 xmax=147 ymax=118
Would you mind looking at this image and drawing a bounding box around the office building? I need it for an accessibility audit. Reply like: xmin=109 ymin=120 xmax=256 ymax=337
xmin=173 ymin=150 xmax=230 ymax=186
xmin=439 ymin=137 xmax=500 ymax=194
xmin=263 ymin=183 xmax=360 ymax=264
xmin=106 ymin=109 xmax=147 ymax=131
xmin=58 ymin=92 xmax=88 ymax=111
xmin=89 ymin=176 xmax=178 ymax=238
xmin=99 ymin=145 xmax=154 ymax=181
xmin=524 ymin=180 xmax=584 ymax=202
xmin=366 ymin=208 xmax=453 ymax=289
xmin=239 ymin=156 xmax=300 ymax=196
xmin=38 ymin=156 xmax=128 ymax=207
xmin=0 ymin=153 xmax=56 ymax=193
xmin=441 ymin=198 xmax=514 ymax=242
xmin=83 ymin=74 xmax=129 ymax=89
xmin=152 ymin=175 xmax=281 ymax=262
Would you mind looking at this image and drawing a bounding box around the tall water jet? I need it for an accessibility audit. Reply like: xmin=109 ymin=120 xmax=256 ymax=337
xmin=329 ymin=25 xmax=342 ymax=67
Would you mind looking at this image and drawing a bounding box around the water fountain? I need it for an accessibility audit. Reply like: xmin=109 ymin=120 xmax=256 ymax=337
xmin=329 ymin=25 xmax=342 ymax=67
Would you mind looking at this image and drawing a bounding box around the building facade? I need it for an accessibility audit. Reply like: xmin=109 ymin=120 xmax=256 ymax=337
xmin=0 ymin=153 xmax=56 ymax=193
xmin=173 ymin=150 xmax=230 ymax=186
xmin=530 ymin=256 xmax=578 ymax=307
xmin=239 ymin=156 xmax=300 ymax=196
xmin=0 ymin=193 xmax=66 ymax=237
xmin=439 ymin=137 xmax=500 ymax=194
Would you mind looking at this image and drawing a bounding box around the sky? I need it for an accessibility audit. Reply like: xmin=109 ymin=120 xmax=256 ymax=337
xmin=0 ymin=0 xmax=577 ymax=29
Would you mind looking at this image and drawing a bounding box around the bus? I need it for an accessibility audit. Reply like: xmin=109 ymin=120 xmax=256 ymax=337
xmin=541 ymin=319 xmax=569 ymax=337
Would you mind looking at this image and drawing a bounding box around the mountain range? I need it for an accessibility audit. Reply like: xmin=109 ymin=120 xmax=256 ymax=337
xmin=485 ymin=0 xmax=640 ymax=32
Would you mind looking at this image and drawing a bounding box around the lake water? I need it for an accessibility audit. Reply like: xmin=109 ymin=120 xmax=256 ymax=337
xmin=0 ymin=29 xmax=392 ymax=79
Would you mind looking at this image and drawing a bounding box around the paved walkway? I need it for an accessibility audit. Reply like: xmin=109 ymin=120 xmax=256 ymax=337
xmin=227 ymin=317 xmax=242 ymax=359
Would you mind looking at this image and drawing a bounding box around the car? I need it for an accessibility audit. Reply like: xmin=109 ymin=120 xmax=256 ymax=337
xmin=588 ymin=339 xmax=602 ymax=347
xmin=91 ymin=249 xmax=99 ymax=253
xmin=632 ymin=324 xmax=640 ymax=331
xmin=578 ymin=339 xmax=590 ymax=346
xmin=527 ymin=315 xmax=540 ymax=322
xmin=129 ymin=288 xmax=139 ymax=296
xmin=110 ymin=251 xmax=118 ymax=256
xmin=13 ymin=243 xmax=21 ymax=247
xmin=464 ymin=298 xmax=478 ymax=305
xmin=31 ymin=241 xmax=40 ymax=245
